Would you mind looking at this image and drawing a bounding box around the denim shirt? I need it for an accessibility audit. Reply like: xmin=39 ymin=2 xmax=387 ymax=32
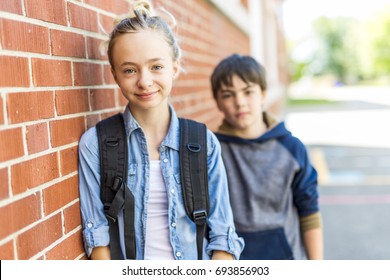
xmin=78 ymin=105 xmax=244 ymax=260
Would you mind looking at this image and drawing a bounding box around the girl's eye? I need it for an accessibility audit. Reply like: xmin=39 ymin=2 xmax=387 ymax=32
xmin=152 ymin=65 xmax=163 ymax=70
xmin=124 ymin=69 xmax=135 ymax=74
xmin=245 ymin=90 xmax=254 ymax=95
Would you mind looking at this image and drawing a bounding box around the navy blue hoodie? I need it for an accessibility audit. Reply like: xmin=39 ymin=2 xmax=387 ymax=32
xmin=215 ymin=113 xmax=319 ymax=260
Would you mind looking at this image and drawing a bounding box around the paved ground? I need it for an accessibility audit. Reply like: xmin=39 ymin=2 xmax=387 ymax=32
xmin=284 ymin=87 xmax=390 ymax=259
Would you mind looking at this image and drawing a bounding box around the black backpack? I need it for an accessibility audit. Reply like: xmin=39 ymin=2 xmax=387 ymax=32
xmin=96 ymin=113 xmax=209 ymax=260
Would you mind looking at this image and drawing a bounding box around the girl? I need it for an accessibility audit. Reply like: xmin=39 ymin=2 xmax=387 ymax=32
xmin=78 ymin=0 xmax=244 ymax=260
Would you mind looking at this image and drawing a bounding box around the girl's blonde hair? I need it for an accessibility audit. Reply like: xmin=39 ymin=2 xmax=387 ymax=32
xmin=107 ymin=0 xmax=181 ymax=67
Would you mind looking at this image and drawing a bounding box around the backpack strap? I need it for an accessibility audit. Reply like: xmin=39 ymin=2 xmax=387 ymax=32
xmin=96 ymin=113 xmax=136 ymax=260
xmin=179 ymin=118 xmax=209 ymax=260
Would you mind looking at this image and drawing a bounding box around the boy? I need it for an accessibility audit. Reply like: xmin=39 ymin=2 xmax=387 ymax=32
xmin=211 ymin=54 xmax=323 ymax=260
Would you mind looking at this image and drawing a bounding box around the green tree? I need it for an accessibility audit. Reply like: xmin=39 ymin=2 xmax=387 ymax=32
xmin=311 ymin=16 xmax=360 ymax=84
xmin=370 ymin=5 xmax=390 ymax=76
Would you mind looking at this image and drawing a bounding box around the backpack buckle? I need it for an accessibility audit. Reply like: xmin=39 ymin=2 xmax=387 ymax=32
xmin=103 ymin=203 xmax=117 ymax=223
xmin=193 ymin=210 xmax=207 ymax=222
xmin=112 ymin=177 xmax=123 ymax=191
xmin=187 ymin=143 xmax=201 ymax=153
xmin=106 ymin=137 xmax=119 ymax=147
xmin=105 ymin=214 xmax=117 ymax=223
xmin=103 ymin=202 xmax=116 ymax=223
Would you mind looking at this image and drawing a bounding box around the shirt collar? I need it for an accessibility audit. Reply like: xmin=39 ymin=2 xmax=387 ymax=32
xmin=122 ymin=104 xmax=180 ymax=151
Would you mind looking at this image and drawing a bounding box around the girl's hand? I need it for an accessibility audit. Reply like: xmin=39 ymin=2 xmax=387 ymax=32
xmin=211 ymin=250 xmax=234 ymax=260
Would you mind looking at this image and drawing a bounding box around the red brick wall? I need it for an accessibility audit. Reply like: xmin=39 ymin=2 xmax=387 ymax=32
xmin=0 ymin=0 xmax=249 ymax=259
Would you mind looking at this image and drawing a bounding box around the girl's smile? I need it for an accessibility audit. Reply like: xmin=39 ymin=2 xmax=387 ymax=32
xmin=135 ymin=90 xmax=159 ymax=100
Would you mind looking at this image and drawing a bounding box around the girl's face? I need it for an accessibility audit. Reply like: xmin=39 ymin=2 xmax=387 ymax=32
xmin=216 ymin=75 xmax=266 ymax=133
xmin=110 ymin=30 xmax=179 ymax=113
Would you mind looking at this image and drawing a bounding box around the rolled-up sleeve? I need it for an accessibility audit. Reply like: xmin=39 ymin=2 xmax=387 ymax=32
xmin=205 ymin=131 xmax=245 ymax=259
xmin=78 ymin=127 xmax=110 ymax=257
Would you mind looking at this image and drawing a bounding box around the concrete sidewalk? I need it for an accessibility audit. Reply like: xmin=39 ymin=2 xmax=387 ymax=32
xmin=284 ymin=86 xmax=390 ymax=186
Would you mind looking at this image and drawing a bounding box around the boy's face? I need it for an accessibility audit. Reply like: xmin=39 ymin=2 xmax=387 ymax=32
xmin=216 ymin=75 xmax=266 ymax=133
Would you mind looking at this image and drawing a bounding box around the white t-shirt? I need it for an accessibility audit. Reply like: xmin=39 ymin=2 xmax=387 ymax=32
xmin=144 ymin=160 xmax=174 ymax=260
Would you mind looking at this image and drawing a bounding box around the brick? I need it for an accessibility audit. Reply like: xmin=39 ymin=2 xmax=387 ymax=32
xmin=32 ymin=59 xmax=72 ymax=87
xmin=0 ymin=168 xmax=9 ymax=200
xmin=84 ymin=0 xmax=130 ymax=15
xmin=0 ymin=19 xmax=50 ymax=54
xmin=118 ymin=90 xmax=128 ymax=106
xmin=100 ymin=110 xmax=121 ymax=121
xmin=0 ymin=194 xmax=41 ymax=240
xmin=11 ymin=153 xmax=59 ymax=195
xmin=103 ymin=64 xmax=116 ymax=85
xmin=51 ymin=29 xmax=86 ymax=58
xmin=50 ymin=117 xmax=85 ymax=147
xmin=0 ymin=95 xmax=4 ymax=124
xmin=0 ymin=1 xmax=23 ymax=14
xmin=63 ymin=202 xmax=81 ymax=234
xmin=86 ymin=37 xmax=107 ymax=60
xmin=59 ymin=146 xmax=78 ymax=176
xmin=90 ymin=89 xmax=115 ymax=110
xmin=0 ymin=240 xmax=15 ymax=260
xmin=46 ymin=230 xmax=83 ymax=260
xmin=0 ymin=128 xmax=24 ymax=162
xmin=171 ymin=85 xmax=209 ymax=96
xmin=26 ymin=122 xmax=49 ymax=154
xmin=98 ymin=13 xmax=115 ymax=37
xmin=86 ymin=114 xmax=100 ymax=129
xmin=0 ymin=56 xmax=29 ymax=87
xmin=68 ymin=3 xmax=98 ymax=33
xmin=43 ymin=176 xmax=79 ymax=215
xmin=55 ymin=89 xmax=89 ymax=116
xmin=7 ymin=91 xmax=54 ymax=124
xmin=25 ymin=0 xmax=67 ymax=25
xmin=73 ymin=62 xmax=103 ymax=86
xmin=16 ymin=213 xmax=62 ymax=259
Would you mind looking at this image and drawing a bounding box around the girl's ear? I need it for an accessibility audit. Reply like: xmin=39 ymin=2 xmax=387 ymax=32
xmin=172 ymin=60 xmax=180 ymax=80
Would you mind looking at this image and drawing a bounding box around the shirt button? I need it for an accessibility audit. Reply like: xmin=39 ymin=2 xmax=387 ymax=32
xmin=163 ymin=158 xmax=168 ymax=163
xmin=87 ymin=222 xmax=93 ymax=228
xmin=176 ymin=252 xmax=181 ymax=257
xmin=170 ymin=188 xmax=175 ymax=194
xmin=171 ymin=222 xmax=176 ymax=227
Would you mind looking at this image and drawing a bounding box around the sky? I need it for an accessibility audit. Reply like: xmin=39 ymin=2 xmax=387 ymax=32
xmin=282 ymin=0 xmax=390 ymax=40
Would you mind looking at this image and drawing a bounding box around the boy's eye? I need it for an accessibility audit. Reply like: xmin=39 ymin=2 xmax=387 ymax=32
xmin=220 ymin=92 xmax=233 ymax=99
xmin=245 ymin=90 xmax=254 ymax=95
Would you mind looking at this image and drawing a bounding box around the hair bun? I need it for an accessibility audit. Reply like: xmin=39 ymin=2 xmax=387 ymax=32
xmin=132 ymin=0 xmax=153 ymax=17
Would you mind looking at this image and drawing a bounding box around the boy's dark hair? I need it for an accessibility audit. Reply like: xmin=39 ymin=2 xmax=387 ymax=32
xmin=210 ymin=54 xmax=267 ymax=99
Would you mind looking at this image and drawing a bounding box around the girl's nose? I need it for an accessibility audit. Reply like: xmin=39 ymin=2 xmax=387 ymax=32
xmin=137 ymin=71 xmax=153 ymax=88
